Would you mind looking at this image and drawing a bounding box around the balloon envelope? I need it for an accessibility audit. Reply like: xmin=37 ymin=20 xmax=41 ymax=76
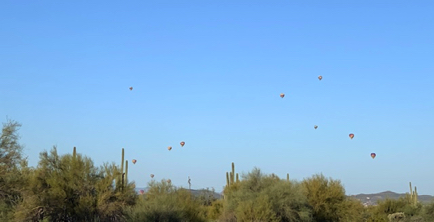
xmin=318 ymin=76 xmax=322 ymax=80
xmin=180 ymin=141 xmax=185 ymax=147
xmin=167 ymin=179 xmax=171 ymax=183
xmin=139 ymin=190 xmax=144 ymax=194
xmin=349 ymin=133 xmax=354 ymax=139
xmin=168 ymin=146 xmax=172 ymax=151
xmin=150 ymin=174 xmax=154 ymax=178
xmin=280 ymin=93 xmax=285 ymax=98
xmin=129 ymin=87 xmax=133 ymax=90
xmin=314 ymin=125 xmax=318 ymax=129
xmin=132 ymin=159 xmax=137 ymax=164
xmin=371 ymin=153 xmax=376 ymax=159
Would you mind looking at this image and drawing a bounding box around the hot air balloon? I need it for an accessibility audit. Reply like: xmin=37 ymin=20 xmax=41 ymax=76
xmin=318 ymin=76 xmax=322 ymax=81
xmin=168 ymin=146 xmax=172 ymax=151
xmin=132 ymin=159 xmax=137 ymax=164
xmin=180 ymin=141 xmax=185 ymax=147
xmin=150 ymin=174 xmax=154 ymax=178
xmin=139 ymin=190 xmax=145 ymax=195
xmin=314 ymin=125 xmax=318 ymax=129
xmin=167 ymin=179 xmax=171 ymax=183
xmin=371 ymin=153 xmax=376 ymax=159
xmin=349 ymin=133 xmax=354 ymax=139
xmin=129 ymin=87 xmax=133 ymax=91
xmin=280 ymin=93 xmax=285 ymax=98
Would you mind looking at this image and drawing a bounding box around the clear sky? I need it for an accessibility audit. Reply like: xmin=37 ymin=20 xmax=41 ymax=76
xmin=1 ymin=0 xmax=433 ymax=195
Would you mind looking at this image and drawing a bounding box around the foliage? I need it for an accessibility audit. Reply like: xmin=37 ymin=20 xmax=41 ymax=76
xmin=126 ymin=180 xmax=207 ymax=222
xmin=13 ymin=147 xmax=137 ymax=222
xmin=421 ymin=201 xmax=434 ymax=221
xmin=0 ymin=119 xmax=28 ymax=221
xmin=365 ymin=197 xmax=425 ymax=222
xmin=302 ymin=173 xmax=358 ymax=222
xmin=221 ymin=167 xmax=313 ymax=222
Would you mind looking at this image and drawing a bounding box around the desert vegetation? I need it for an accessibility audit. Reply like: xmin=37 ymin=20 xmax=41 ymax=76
xmin=1 ymin=119 xmax=434 ymax=222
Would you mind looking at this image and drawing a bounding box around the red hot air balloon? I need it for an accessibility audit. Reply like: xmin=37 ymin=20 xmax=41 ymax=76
xmin=371 ymin=153 xmax=376 ymax=159
xmin=318 ymin=76 xmax=322 ymax=81
xmin=129 ymin=87 xmax=133 ymax=91
xmin=180 ymin=141 xmax=185 ymax=147
xmin=139 ymin=190 xmax=145 ymax=195
xmin=349 ymin=133 xmax=354 ymax=139
xmin=280 ymin=93 xmax=285 ymax=98
xmin=168 ymin=146 xmax=172 ymax=151
xmin=132 ymin=159 xmax=137 ymax=164
xmin=314 ymin=125 xmax=318 ymax=129
xmin=150 ymin=174 xmax=154 ymax=178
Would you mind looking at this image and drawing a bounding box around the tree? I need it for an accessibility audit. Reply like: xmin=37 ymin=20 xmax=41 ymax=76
xmin=13 ymin=147 xmax=137 ymax=222
xmin=221 ymin=167 xmax=313 ymax=222
xmin=126 ymin=180 xmax=208 ymax=222
xmin=301 ymin=173 xmax=365 ymax=222
xmin=0 ymin=119 xmax=28 ymax=221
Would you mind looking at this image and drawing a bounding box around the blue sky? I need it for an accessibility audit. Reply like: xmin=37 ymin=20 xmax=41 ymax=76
xmin=1 ymin=0 xmax=433 ymax=195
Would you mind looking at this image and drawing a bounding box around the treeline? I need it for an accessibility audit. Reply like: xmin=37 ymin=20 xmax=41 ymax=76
xmin=1 ymin=120 xmax=434 ymax=222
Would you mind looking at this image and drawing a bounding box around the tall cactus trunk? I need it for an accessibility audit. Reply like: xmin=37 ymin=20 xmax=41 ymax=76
xmin=231 ymin=162 xmax=235 ymax=183
xmin=121 ymin=148 xmax=125 ymax=191
xmin=73 ymin=147 xmax=76 ymax=158
xmin=226 ymin=172 xmax=230 ymax=187
xmin=415 ymin=187 xmax=418 ymax=203
xmin=125 ymin=160 xmax=128 ymax=185
xmin=287 ymin=173 xmax=289 ymax=181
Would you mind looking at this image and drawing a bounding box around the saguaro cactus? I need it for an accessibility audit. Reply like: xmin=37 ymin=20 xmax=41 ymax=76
xmin=125 ymin=160 xmax=128 ymax=184
xmin=409 ymin=182 xmax=418 ymax=205
xmin=226 ymin=162 xmax=239 ymax=187
xmin=119 ymin=148 xmax=129 ymax=191
xmin=287 ymin=173 xmax=289 ymax=181
xmin=73 ymin=147 xmax=76 ymax=158
xmin=121 ymin=148 xmax=125 ymax=177
xmin=226 ymin=172 xmax=231 ymax=186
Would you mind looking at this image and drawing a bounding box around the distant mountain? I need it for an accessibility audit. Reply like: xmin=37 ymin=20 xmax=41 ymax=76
xmin=134 ymin=188 xmax=434 ymax=206
xmin=349 ymin=191 xmax=434 ymax=206
xmin=135 ymin=187 xmax=223 ymax=199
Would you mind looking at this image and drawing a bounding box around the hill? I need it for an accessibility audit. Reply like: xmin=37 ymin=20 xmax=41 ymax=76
xmin=136 ymin=187 xmax=433 ymax=206
xmin=135 ymin=187 xmax=223 ymax=199
xmin=349 ymin=191 xmax=434 ymax=206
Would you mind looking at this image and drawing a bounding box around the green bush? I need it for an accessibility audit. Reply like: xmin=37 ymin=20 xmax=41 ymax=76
xmin=126 ymin=180 xmax=208 ymax=222
xmin=221 ymin=167 xmax=313 ymax=222
xmin=13 ymin=147 xmax=137 ymax=222
xmin=302 ymin=173 xmax=366 ymax=222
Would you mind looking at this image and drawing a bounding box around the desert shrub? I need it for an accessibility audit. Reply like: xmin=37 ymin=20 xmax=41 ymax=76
xmin=13 ymin=147 xmax=137 ymax=222
xmin=421 ymin=201 xmax=434 ymax=221
xmin=366 ymin=197 xmax=424 ymax=222
xmin=0 ymin=120 xmax=30 ymax=221
xmin=127 ymin=180 xmax=207 ymax=222
xmin=302 ymin=173 xmax=366 ymax=222
xmin=221 ymin=167 xmax=313 ymax=222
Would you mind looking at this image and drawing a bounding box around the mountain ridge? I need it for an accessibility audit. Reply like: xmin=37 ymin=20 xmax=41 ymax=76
xmin=135 ymin=187 xmax=434 ymax=206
